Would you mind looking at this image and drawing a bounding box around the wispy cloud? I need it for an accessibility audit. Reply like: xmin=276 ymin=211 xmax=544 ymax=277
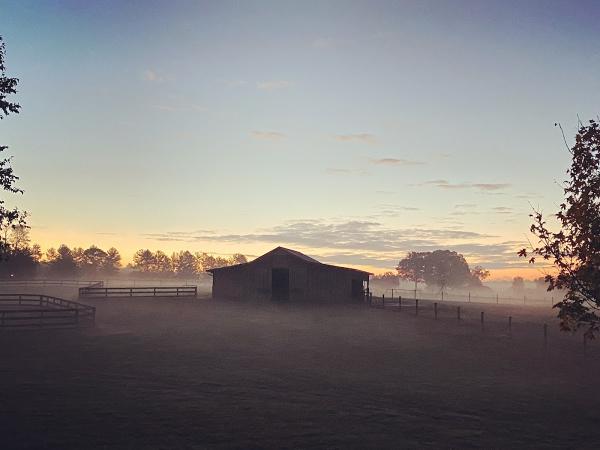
xmin=325 ymin=167 xmax=367 ymax=175
xmin=421 ymin=180 xmax=511 ymax=192
xmin=257 ymin=80 xmax=293 ymax=90
xmin=251 ymin=131 xmax=286 ymax=141
xmin=370 ymin=158 xmax=424 ymax=166
xmin=152 ymin=104 xmax=206 ymax=113
xmin=334 ymin=133 xmax=377 ymax=144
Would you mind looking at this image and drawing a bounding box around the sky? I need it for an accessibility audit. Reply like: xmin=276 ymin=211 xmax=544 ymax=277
xmin=1 ymin=0 xmax=599 ymax=279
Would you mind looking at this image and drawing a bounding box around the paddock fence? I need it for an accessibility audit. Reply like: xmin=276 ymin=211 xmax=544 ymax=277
xmin=364 ymin=292 xmax=593 ymax=355
xmin=0 ymin=294 xmax=96 ymax=328
xmin=79 ymin=285 xmax=198 ymax=299
xmin=379 ymin=288 xmax=557 ymax=306
xmin=0 ymin=279 xmax=104 ymax=288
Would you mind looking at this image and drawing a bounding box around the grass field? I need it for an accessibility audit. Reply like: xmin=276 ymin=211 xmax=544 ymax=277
xmin=1 ymin=295 xmax=598 ymax=449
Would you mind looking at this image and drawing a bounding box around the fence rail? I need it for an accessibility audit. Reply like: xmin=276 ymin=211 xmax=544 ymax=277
xmin=378 ymin=288 xmax=557 ymax=306
xmin=79 ymin=286 xmax=198 ymax=299
xmin=0 ymin=279 xmax=104 ymax=288
xmin=0 ymin=294 xmax=96 ymax=328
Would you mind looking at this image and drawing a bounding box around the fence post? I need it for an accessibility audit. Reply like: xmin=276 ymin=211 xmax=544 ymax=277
xmin=457 ymin=306 xmax=461 ymax=321
xmin=415 ymin=299 xmax=419 ymax=315
xmin=468 ymin=292 xmax=471 ymax=303
xmin=434 ymin=302 xmax=438 ymax=320
xmin=441 ymin=291 xmax=444 ymax=302
xmin=398 ymin=296 xmax=402 ymax=310
xmin=382 ymin=294 xmax=385 ymax=308
xmin=496 ymin=294 xmax=499 ymax=304
xmin=369 ymin=292 xmax=373 ymax=306
xmin=153 ymin=287 xmax=156 ymax=297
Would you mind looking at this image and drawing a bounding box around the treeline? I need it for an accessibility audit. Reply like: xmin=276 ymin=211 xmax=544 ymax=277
xmin=0 ymin=227 xmax=247 ymax=279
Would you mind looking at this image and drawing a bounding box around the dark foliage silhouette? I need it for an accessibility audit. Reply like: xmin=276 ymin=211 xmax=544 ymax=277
xmin=397 ymin=250 xmax=488 ymax=292
xmin=520 ymin=119 xmax=600 ymax=336
xmin=0 ymin=36 xmax=26 ymax=257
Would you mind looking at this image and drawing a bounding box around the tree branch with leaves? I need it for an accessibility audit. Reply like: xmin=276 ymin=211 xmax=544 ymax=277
xmin=519 ymin=120 xmax=600 ymax=338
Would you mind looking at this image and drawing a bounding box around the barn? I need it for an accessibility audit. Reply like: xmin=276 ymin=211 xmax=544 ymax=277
xmin=207 ymin=246 xmax=371 ymax=302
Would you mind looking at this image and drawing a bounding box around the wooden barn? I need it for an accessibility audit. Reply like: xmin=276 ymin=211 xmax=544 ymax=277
xmin=207 ymin=247 xmax=371 ymax=302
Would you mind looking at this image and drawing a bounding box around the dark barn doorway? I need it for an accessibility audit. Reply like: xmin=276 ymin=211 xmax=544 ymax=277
xmin=271 ymin=268 xmax=290 ymax=301
xmin=351 ymin=279 xmax=363 ymax=300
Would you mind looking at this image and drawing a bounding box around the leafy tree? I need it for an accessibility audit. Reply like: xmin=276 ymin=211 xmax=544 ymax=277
xmin=512 ymin=276 xmax=525 ymax=291
xmin=196 ymin=252 xmax=217 ymax=271
xmin=132 ymin=249 xmax=156 ymax=273
xmin=396 ymin=251 xmax=428 ymax=293
xmin=153 ymin=250 xmax=172 ymax=274
xmin=172 ymin=250 xmax=197 ymax=277
xmin=30 ymin=243 xmax=42 ymax=262
xmin=229 ymin=253 xmax=248 ymax=265
xmin=423 ymin=250 xmax=473 ymax=292
xmin=101 ymin=247 xmax=121 ymax=275
xmin=80 ymin=246 xmax=108 ymax=275
xmin=0 ymin=36 xmax=26 ymax=256
xmin=8 ymin=225 xmax=30 ymax=251
xmin=46 ymin=244 xmax=79 ymax=277
xmin=520 ymin=119 xmax=600 ymax=336
xmin=471 ymin=266 xmax=490 ymax=284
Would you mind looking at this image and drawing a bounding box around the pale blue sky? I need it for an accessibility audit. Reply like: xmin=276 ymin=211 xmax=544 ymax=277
xmin=1 ymin=0 xmax=599 ymax=277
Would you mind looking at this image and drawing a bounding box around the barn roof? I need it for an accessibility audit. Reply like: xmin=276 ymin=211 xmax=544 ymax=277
xmin=207 ymin=246 xmax=371 ymax=276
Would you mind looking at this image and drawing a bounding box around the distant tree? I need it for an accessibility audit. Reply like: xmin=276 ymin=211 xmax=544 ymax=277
xmin=30 ymin=243 xmax=42 ymax=262
xmin=172 ymin=250 xmax=197 ymax=277
xmin=519 ymin=120 xmax=600 ymax=336
xmin=396 ymin=252 xmax=428 ymax=293
xmin=71 ymin=247 xmax=85 ymax=269
xmin=47 ymin=244 xmax=79 ymax=277
xmin=534 ymin=276 xmax=548 ymax=289
xmin=153 ymin=250 xmax=172 ymax=274
xmin=79 ymin=246 xmax=108 ymax=275
xmin=512 ymin=276 xmax=525 ymax=291
xmin=132 ymin=249 xmax=156 ymax=273
xmin=196 ymin=252 xmax=217 ymax=271
xmin=229 ymin=253 xmax=248 ymax=265
xmin=0 ymin=36 xmax=26 ymax=257
xmin=470 ymin=266 xmax=490 ymax=286
xmin=8 ymin=225 xmax=30 ymax=251
xmin=101 ymin=247 xmax=121 ymax=275
xmin=0 ymin=246 xmax=38 ymax=279
xmin=423 ymin=250 xmax=473 ymax=292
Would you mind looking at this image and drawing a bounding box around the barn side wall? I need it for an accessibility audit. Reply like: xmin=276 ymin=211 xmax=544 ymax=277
xmin=211 ymin=250 xmax=368 ymax=303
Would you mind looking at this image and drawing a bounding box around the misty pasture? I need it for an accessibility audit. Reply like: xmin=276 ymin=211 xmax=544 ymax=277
xmin=1 ymin=284 xmax=598 ymax=449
